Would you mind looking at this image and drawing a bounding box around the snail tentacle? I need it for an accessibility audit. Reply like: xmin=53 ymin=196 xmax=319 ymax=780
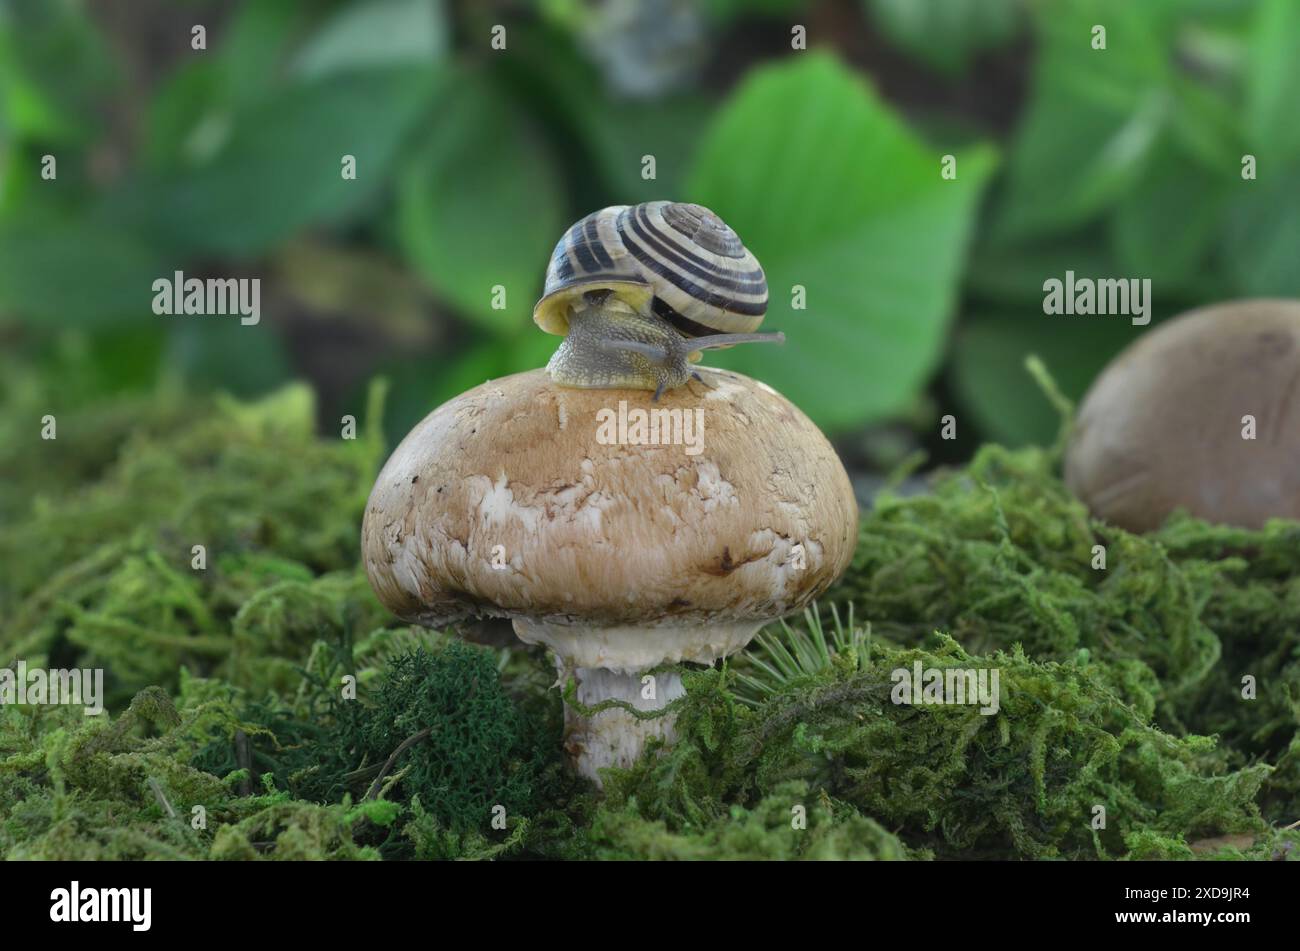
xmin=685 ymin=331 xmax=785 ymax=351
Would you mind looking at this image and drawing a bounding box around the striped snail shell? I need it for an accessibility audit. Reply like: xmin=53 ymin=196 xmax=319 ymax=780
xmin=534 ymin=201 xmax=769 ymax=340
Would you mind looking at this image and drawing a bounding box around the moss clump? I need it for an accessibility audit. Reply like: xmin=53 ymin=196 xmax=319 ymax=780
xmin=0 ymin=681 xmax=384 ymax=860
xmin=825 ymin=445 xmax=1222 ymax=707
xmin=1 ymin=378 xmax=388 ymax=702
xmin=194 ymin=641 xmax=581 ymax=858
xmin=592 ymin=781 xmax=916 ymax=860
xmin=824 ymin=443 xmax=1300 ymax=822
xmin=3 ymin=378 xmax=1297 ymax=860
xmin=347 ymin=644 xmax=568 ymax=828
xmin=600 ymin=634 xmax=1271 ymax=860
xmin=2 ymin=642 xmax=579 ymax=860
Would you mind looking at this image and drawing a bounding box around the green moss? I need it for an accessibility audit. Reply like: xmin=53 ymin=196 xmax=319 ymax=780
xmin=350 ymin=644 xmax=568 ymax=824
xmin=599 ymin=634 xmax=1269 ymax=860
xmin=592 ymin=782 xmax=917 ymax=860
xmin=824 ymin=443 xmax=1300 ymax=821
xmin=1 ymin=379 xmax=388 ymax=701
xmin=2 ymin=378 xmax=1297 ymax=860
xmin=0 ymin=684 xmax=381 ymax=860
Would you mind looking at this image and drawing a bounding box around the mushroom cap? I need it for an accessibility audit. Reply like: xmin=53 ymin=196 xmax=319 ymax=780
xmin=361 ymin=368 xmax=857 ymax=647
xmin=1065 ymin=299 xmax=1300 ymax=532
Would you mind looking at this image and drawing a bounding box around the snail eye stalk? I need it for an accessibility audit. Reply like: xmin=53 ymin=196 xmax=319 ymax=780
xmin=687 ymin=331 xmax=785 ymax=351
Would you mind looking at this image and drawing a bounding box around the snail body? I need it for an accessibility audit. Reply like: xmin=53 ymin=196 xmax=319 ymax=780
xmin=534 ymin=201 xmax=782 ymax=398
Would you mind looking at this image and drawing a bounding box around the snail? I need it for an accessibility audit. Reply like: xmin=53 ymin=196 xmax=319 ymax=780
xmin=533 ymin=201 xmax=784 ymax=399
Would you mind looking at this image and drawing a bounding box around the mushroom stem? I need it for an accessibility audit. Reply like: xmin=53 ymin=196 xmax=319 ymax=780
xmin=511 ymin=617 xmax=765 ymax=786
xmin=560 ymin=664 xmax=685 ymax=786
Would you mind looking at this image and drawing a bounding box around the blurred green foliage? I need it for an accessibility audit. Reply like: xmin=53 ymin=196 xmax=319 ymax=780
xmin=0 ymin=0 xmax=1298 ymax=444
xmin=866 ymin=0 xmax=1023 ymax=73
xmin=960 ymin=0 xmax=1300 ymax=443
xmin=688 ymin=52 xmax=995 ymax=428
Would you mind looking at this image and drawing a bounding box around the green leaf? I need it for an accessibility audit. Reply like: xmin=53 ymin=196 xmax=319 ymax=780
xmin=165 ymin=320 xmax=295 ymax=398
xmin=117 ymin=66 xmax=437 ymax=258
xmin=992 ymin=0 xmax=1173 ymax=242
xmin=218 ymin=0 xmax=316 ymax=106
xmin=1109 ymin=139 xmax=1229 ymax=289
xmin=396 ymin=70 xmax=565 ymax=331
xmin=967 ymin=230 xmax=1118 ymax=303
xmin=144 ymin=60 xmax=229 ymax=169
xmin=374 ymin=343 xmax=504 ymax=445
xmin=1163 ymin=72 xmax=1242 ymax=174
xmin=372 ymin=329 xmax=560 ymax=446
xmin=685 ymin=52 xmax=996 ymax=432
xmin=864 ymin=0 xmax=1022 ymax=74
xmin=293 ymin=0 xmax=448 ymax=79
xmin=499 ymin=26 xmax=711 ymax=203
xmin=949 ymin=315 xmax=1141 ymax=447
xmin=76 ymin=328 xmax=167 ymax=394
xmin=593 ymin=96 xmax=713 ymax=202
xmin=1245 ymin=0 xmax=1300 ymax=160
xmin=0 ymin=0 xmax=115 ymax=143
xmin=1223 ymin=158 xmax=1300 ymax=297
xmin=703 ymin=0 xmax=808 ymax=22
xmin=0 ymin=212 xmax=163 ymax=326
xmin=145 ymin=0 xmax=315 ymax=168
xmin=503 ymin=329 xmax=564 ymax=378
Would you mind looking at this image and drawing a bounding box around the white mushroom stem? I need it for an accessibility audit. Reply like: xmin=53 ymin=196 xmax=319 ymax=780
xmin=561 ymin=665 xmax=685 ymax=785
xmin=512 ymin=618 xmax=764 ymax=786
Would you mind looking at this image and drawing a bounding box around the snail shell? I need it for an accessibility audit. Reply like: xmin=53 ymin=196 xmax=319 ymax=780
xmin=533 ymin=201 xmax=768 ymax=339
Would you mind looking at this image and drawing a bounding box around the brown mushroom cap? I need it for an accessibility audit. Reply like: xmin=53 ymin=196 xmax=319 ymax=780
xmin=362 ymin=367 xmax=857 ymax=663
xmin=1065 ymin=299 xmax=1300 ymax=532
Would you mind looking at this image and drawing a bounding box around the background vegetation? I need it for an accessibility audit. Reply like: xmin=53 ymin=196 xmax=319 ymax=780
xmin=2 ymin=0 xmax=1299 ymax=861
xmin=5 ymin=0 xmax=1298 ymax=463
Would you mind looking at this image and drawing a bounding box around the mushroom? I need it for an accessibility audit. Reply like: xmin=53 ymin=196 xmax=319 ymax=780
xmin=361 ymin=368 xmax=857 ymax=784
xmin=1065 ymin=299 xmax=1300 ymax=532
